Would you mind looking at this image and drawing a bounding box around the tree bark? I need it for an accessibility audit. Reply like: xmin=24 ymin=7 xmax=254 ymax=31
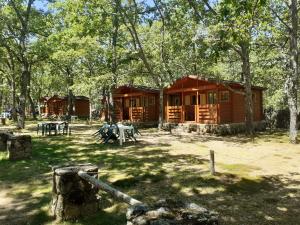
xmin=17 ymin=65 xmax=30 ymax=129
xmin=108 ymin=0 xmax=120 ymax=122
xmin=158 ymin=87 xmax=164 ymax=130
xmin=11 ymin=78 xmax=17 ymax=121
xmin=240 ymin=42 xmax=254 ymax=135
xmin=27 ymin=89 xmax=36 ymax=120
xmin=67 ymin=89 xmax=75 ymax=117
xmin=66 ymin=68 xmax=75 ymax=117
xmin=286 ymin=0 xmax=298 ymax=143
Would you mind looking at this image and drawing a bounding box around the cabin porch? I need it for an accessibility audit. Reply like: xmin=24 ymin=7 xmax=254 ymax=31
xmin=165 ymin=90 xmax=220 ymax=124
xmin=113 ymin=94 xmax=158 ymax=122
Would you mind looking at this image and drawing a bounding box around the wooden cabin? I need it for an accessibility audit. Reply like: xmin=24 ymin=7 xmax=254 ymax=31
xmin=112 ymin=85 xmax=159 ymax=122
xmin=164 ymin=76 xmax=264 ymax=124
xmin=40 ymin=95 xmax=90 ymax=117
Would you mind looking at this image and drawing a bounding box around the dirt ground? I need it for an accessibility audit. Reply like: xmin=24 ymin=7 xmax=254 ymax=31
xmin=0 ymin=123 xmax=299 ymax=225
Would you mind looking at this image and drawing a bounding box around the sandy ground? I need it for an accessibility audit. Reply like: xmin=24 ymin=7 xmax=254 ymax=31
xmin=0 ymin=124 xmax=299 ymax=224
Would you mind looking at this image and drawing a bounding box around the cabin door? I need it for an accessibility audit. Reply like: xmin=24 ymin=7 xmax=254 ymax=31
xmin=123 ymin=98 xmax=130 ymax=120
xmin=184 ymin=94 xmax=196 ymax=122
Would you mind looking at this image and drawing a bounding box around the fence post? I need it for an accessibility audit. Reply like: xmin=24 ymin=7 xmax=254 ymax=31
xmin=209 ymin=150 xmax=215 ymax=175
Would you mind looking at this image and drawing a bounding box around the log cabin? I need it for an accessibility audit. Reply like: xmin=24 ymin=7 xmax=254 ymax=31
xmin=40 ymin=95 xmax=90 ymax=117
xmin=112 ymin=85 xmax=159 ymax=123
xmin=164 ymin=76 xmax=264 ymax=125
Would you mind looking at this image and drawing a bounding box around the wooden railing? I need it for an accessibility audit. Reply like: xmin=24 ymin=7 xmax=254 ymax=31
xmin=130 ymin=107 xmax=144 ymax=122
xmin=166 ymin=106 xmax=182 ymax=123
xmin=166 ymin=104 xmax=218 ymax=124
xmin=198 ymin=104 xmax=217 ymax=124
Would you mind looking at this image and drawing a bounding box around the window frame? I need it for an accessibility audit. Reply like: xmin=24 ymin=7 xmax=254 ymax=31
xmin=207 ymin=91 xmax=217 ymax=104
xmin=219 ymin=91 xmax=230 ymax=103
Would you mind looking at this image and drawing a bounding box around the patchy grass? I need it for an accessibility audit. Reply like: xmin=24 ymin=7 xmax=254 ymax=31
xmin=0 ymin=122 xmax=299 ymax=225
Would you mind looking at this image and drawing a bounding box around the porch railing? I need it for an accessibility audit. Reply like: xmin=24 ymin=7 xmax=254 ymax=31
xmin=166 ymin=104 xmax=218 ymax=124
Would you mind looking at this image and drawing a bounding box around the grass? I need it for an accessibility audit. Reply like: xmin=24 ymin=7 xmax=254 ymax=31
xmin=0 ymin=122 xmax=299 ymax=225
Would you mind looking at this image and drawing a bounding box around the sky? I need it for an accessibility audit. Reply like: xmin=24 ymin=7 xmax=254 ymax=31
xmin=33 ymin=0 xmax=155 ymax=11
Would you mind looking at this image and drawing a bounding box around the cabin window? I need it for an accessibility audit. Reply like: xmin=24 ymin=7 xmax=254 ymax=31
xmin=169 ymin=95 xmax=181 ymax=106
xmin=125 ymin=99 xmax=130 ymax=107
xmin=220 ymin=91 xmax=230 ymax=102
xmin=208 ymin=92 xmax=217 ymax=104
xmin=130 ymin=98 xmax=137 ymax=107
xmin=198 ymin=94 xmax=206 ymax=105
xmin=184 ymin=95 xmax=191 ymax=105
xmin=149 ymin=96 xmax=155 ymax=106
xmin=141 ymin=96 xmax=148 ymax=107
xmin=191 ymin=95 xmax=197 ymax=105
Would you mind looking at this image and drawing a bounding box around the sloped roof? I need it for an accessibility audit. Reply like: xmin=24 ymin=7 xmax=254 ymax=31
xmin=40 ymin=95 xmax=89 ymax=102
xmin=168 ymin=75 xmax=265 ymax=90
xmin=114 ymin=85 xmax=159 ymax=94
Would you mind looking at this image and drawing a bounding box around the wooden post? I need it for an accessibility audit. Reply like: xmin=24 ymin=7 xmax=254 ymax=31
xmin=166 ymin=94 xmax=169 ymax=123
xmin=78 ymin=171 xmax=143 ymax=206
xmin=209 ymin=150 xmax=215 ymax=175
xmin=181 ymin=91 xmax=184 ymax=123
xmin=196 ymin=90 xmax=199 ymax=123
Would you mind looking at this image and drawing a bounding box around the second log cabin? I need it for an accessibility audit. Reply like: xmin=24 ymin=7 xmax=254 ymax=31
xmin=164 ymin=76 xmax=264 ymax=124
xmin=112 ymin=85 xmax=159 ymax=123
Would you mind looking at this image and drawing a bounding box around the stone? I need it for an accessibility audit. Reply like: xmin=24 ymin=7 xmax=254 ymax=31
xmin=126 ymin=199 xmax=218 ymax=225
xmin=51 ymin=164 xmax=100 ymax=221
xmin=126 ymin=204 xmax=149 ymax=220
xmin=7 ymin=135 xmax=32 ymax=160
xmin=0 ymin=131 xmax=13 ymax=151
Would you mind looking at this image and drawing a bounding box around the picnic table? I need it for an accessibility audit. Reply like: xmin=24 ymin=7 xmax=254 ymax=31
xmin=37 ymin=121 xmax=70 ymax=136
xmin=93 ymin=122 xmax=139 ymax=145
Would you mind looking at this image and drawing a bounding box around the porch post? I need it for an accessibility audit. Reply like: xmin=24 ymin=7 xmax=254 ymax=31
xmin=216 ymin=85 xmax=220 ymax=124
xmin=181 ymin=91 xmax=184 ymax=123
xmin=166 ymin=94 xmax=169 ymax=123
xmin=196 ymin=91 xmax=199 ymax=123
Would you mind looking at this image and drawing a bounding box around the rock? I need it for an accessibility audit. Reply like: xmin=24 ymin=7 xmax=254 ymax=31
xmin=0 ymin=131 xmax=13 ymax=151
xmin=127 ymin=199 xmax=218 ymax=225
xmin=126 ymin=204 xmax=149 ymax=220
xmin=7 ymin=135 xmax=32 ymax=160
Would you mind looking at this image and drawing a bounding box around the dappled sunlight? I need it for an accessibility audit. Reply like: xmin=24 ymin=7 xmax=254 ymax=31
xmin=0 ymin=123 xmax=299 ymax=224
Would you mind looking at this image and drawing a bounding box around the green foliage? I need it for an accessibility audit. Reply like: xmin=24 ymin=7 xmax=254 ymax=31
xmin=0 ymin=0 xmax=297 ymax=116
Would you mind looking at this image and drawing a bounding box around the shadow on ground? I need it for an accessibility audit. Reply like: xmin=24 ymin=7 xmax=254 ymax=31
xmin=0 ymin=129 xmax=299 ymax=225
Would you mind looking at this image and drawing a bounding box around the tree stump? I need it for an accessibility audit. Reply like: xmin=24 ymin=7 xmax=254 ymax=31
xmin=0 ymin=132 xmax=13 ymax=151
xmin=126 ymin=199 xmax=218 ymax=225
xmin=51 ymin=164 xmax=100 ymax=221
xmin=7 ymin=135 xmax=32 ymax=160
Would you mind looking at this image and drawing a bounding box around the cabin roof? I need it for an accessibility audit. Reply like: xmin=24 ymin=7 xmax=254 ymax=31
xmin=167 ymin=75 xmax=266 ymax=90
xmin=40 ymin=95 xmax=89 ymax=102
xmin=114 ymin=85 xmax=159 ymax=94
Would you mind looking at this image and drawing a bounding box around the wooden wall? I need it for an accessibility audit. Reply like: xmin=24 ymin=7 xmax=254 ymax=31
xmin=165 ymin=77 xmax=264 ymax=124
xmin=43 ymin=97 xmax=90 ymax=117
xmin=112 ymin=92 xmax=159 ymax=123
xmin=74 ymin=99 xmax=90 ymax=117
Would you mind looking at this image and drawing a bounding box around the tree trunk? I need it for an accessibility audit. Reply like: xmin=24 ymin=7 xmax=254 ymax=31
xmin=17 ymin=66 xmax=30 ymax=129
xmin=240 ymin=43 xmax=254 ymax=135
xmin=11 ymin=79 xmax=17 ymax=121
xmin=28 ymin=89 xmax=36 ymax=120
xmin=286 ymin=0 xmax=298 ymax=143
xmin=89 ymin=90 xmax=92 ymax=122
xmin=109 ymin=0 xmax=120 ymax=123
xmin=67 ymin=69 xmax=74 ymax=117
xmin=67 ymin=89 xmax=75 ymax=117
xmin=158 ymin=88 xmax=164 ymax=130
xmin=102 ymin=88 xmax=109 ymax=122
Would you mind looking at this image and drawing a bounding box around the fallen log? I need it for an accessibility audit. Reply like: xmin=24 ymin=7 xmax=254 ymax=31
xmin=78 ymin=170 xmax=143 ymax=206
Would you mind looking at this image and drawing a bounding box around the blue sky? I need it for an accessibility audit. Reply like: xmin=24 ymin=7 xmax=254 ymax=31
xmin=33 ymin=0 xmax=155 ymax=11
